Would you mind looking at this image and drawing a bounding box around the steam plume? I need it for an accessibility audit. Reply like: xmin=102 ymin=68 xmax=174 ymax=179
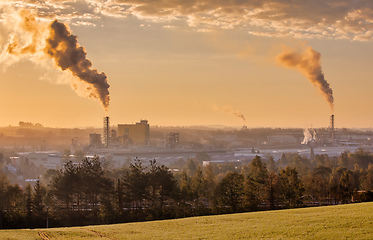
xmin=277 ymin=46 xmax=334 ymax=111
xmin=301 ymin=128 xmax=316 ymax=144
xmin=0 ymin=10 xmax=110 ymax=111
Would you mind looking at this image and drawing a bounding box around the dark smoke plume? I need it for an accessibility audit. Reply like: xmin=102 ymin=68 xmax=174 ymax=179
xmin=0 ymin=10 xmax=110 ymax=110
xmin=223 ymin=106 xmax=246 ymax=123
xmin=45 ymin=20 xmax=110 ymax=111
xmin=277 ymin=46 xmax=334 ymax=111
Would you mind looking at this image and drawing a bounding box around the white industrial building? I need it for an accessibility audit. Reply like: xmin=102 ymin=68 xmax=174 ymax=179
xmin=15 ymin=151 xmax=63 ymax=170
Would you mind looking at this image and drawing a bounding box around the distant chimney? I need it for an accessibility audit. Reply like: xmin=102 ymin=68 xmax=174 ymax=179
xmin=330 ymin=115 xmax=335 ymax=144
xmin=103 ymin=116 xmax=110 ymax=147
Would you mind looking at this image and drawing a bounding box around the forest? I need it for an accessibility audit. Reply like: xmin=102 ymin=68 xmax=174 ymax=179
xmin=0 ymin=149 xmax=373 ymax=229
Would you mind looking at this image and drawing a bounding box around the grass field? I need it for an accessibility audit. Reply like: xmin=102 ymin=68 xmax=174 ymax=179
xmin=1 ymin=202 xmax=372 ymax=239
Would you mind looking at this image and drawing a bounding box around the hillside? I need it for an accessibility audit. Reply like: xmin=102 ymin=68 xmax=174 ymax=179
xmin=1 ymin=202 xmax=373 ymax=239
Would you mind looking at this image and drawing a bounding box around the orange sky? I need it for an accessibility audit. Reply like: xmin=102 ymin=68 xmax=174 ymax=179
xmin=1 ymin=1 xmax=373 ymax=129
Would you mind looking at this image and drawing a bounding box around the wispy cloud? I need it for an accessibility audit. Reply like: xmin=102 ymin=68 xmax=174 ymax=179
xmin=1 ymin=0 xmax=373 ymax=41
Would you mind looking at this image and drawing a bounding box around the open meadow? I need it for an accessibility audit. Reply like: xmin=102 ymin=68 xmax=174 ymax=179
xmin=1 ymin=202 xmax=372 ymax=239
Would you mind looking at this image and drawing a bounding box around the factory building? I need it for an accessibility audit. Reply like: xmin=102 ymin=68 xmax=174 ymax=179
xmin=15 ymin=151 xmax=62 ymax=170
xmin=166 ymin=132 xmax=179 ymax=148
xmin=89 ymin=133 xmax=102 ymax=148
xmin=118 ymin=120 xmax=150 ymax=146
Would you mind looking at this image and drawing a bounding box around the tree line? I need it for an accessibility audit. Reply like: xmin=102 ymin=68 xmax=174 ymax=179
xmin=0 ymin=149 xmax=373 ymax=229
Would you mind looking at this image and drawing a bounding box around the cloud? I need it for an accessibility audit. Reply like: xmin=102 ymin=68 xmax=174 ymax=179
xmin=72 ymin=21 xmax=97 ymax=27
xmin=1 ymin=1 xmax=373 ymax=41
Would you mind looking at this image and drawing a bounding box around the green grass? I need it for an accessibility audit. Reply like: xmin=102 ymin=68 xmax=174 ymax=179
xmin=1 ymin=202 xmax=373 ymax=239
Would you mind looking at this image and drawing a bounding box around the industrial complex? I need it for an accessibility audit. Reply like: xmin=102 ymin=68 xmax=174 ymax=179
xmin=2 ymin=114 xmax=373 ymax=186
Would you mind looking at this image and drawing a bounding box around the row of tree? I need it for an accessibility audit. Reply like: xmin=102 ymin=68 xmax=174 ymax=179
xmin=0 ymin=149 xmax=373 ymax=229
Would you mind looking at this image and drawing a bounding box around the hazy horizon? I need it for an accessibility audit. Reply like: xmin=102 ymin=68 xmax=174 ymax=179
xmin=1 ymin=120 xmax=372 ymax=131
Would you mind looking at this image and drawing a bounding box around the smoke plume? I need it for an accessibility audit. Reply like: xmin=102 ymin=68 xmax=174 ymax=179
xmin=45 ymin=20 xmax=110 ymax=111
xmin=222 ymin=106 xmax=246 ymax=123
xmin=0 ymin=10 xmax=110 ymax=111
xmin=213 ymin=105 xmax=246 ymax=122
xmin=277 ymin=46 xmax=334 ymax=111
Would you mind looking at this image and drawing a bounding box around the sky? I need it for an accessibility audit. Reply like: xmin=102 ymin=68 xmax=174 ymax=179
xmin=0 ymin=0 xmax=373 ymax=129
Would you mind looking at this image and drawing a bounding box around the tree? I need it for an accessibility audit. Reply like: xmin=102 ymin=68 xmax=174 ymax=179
xmin=2 ymin=181 xmax=23 ymax=228
xmin=179 ymin=169 xmax=195 ymax=202
xmin=267 ymin=171 xmax=279 ymax=209
xmin=361 ymin=163 xmax=373 ymax=191
xmin=288 ymin=154 xmax=311 ymax=176
xmin=217 ymin=172 xmax=244 ymax=212
xmin=116 ymin=179 xmax=124 ymax=218
xmin=177 ymin=170 xmax=192 ymax=216
xmin=278 ymin=167 xmax=304 ymax=207
xmin=186 ymin=159 xmax=197 ymax=176
xmin=244 ymin=156 xmax=268 ymax=210
xmin=339 ymin=170 xmax=353 ymax=204
xmin=267 ymin=155 xmax=278 ymax=173
xmin=351 ymin=149 xmax=373 ymax=169
xmin=33 ymin=180 xmax=47 ymax=221
xmin=123 ymin=158 xmax=148 ymax=211
xmin=330 ymin=167 xmax=353 ymax=204
xmin=303 ymin=166 xmax=332 ymax=204
xmin=338 ymin=151 xmax=350 ymax=169
xmin=50 ymin=157 xmax=114 ymax=224
xmin=202 ymin=163 xmax=217 ymax=208
xmin=147 ymin=160 xmax=177 ymax=216
xmin=0 ymin=174 xmax=9 ymax=229
xmin=31 ymin=181 xmax=47 ymax=227
xmin=313 ymin=154 xmax=331 ymax=168
xmin=50 ymin=161 xmax=77 ymax=214
xmin=25 ymin=184 xmax=32 ymax=225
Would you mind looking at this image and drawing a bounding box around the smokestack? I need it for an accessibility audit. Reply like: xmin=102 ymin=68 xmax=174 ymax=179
xmin=330 ymin=114 xmax=335 ymax=144
xmin=277 ymin=46 xmax=334 ymax=111
xmin=103 ymin=116 xmax=110 ymax=147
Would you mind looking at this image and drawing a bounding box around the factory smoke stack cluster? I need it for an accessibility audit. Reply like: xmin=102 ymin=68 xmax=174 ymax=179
xmin=277 ymin=46 xmax=334 ymax=112
xmin=0 ymin=10 xmax=110 ymax=111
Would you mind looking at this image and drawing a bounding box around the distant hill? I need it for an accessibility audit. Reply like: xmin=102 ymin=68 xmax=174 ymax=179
xmin=1 ymin=202 xmax=372 ymax=239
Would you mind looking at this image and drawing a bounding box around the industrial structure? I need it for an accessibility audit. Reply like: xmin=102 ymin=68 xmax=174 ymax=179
xmin=89 ymin=133 xmax=102 ymax=148
xmin=117 ymin=120 xmax=150 ymax=146
xmin=166 ymin=132 xmax=180 ymax=148
xmin=330 ymin=114 xmax=335 ymax=144
xmin=103 ymin=116 xmax=110 ymax=147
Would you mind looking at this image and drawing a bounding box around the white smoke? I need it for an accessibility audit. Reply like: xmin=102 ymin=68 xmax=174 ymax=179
xmin=301 ymin=128 xmax=316 ymax=145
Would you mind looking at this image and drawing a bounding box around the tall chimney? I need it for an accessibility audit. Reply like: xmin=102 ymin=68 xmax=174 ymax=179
xmin=330 ymin=115 xmax=334 ymax=144
xmin=103 ymin=116 xmax=110 ymax=147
